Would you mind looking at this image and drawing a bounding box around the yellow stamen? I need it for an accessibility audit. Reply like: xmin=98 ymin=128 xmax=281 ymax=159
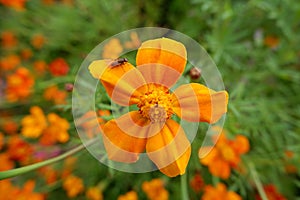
xmin=137 ymin=84 xmax=174 ymax=123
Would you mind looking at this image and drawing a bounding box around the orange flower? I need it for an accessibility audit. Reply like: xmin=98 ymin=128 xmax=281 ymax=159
xmin=49 ymin=58 xmax=69 ymax=76
xmin=0 ymin=0 xmax=26 ymax=11
xmin=0 ymin=54 xmax=21 ymax=71
xmin=33 ymin=60 xmax=48 ymax=75
xmin=0 ymin=153 xmax=15 ymax=171
xmin=7 ymin=135 xmax=33 ymax=163
xmin=31 ymin=34 xmax=46 ymax=49
xmin=142 ymin=178 xmax=169 ymax=200
xmin=16 ymin=180 xmax=45 ymax=200
xmin=200 ymin=130 xmax=249 ymax=179
xmin=202 ymin=183 xmax=241 ymax=200
xmin=5 ymin=67 xmax=34 ymax=102
xmin=0 ymin=180 xmax=18 ymax=200
xmin=21 ymin=106 xmax=47 ymax=138
xmin=43 ymin=85 xmax=67 ymax=105
xmin=61 ymin=156 xmax=77 ymax=178
xmin=89 ymin=38 xmax=228 ymax=177
xmin=190 ymin=173 xmax=205 ymax=193
xmin=256 ymin=185 xmax=286 ymax=200
xmin=1 ymin=31 xmax=18 ymax=48
xmin=0 ymin=132 xmax=3 ymax=150
xmin=102 ymin=38 xmax=123 ymax=59
xmin=38 ymin=166 xmax=58 ymax=185
xmin=1 ymin=118 xmax=18 ymax=134
xmin=86 ymin=187 xmax=103 ymax=200
xmin=264 ymin=35 xmax=279 ymax=49
xmin=21 ymin=48 xmax=33 ymax=60
xmin=118 ymin=191 xmax=138 ymax=200
xmin=63 ymin=175 xmax=84 ymax=198
xmin=124 ymin=32 xmax=141 ymax=49
xmin=39 ymin=113 xmax=70 ymax=145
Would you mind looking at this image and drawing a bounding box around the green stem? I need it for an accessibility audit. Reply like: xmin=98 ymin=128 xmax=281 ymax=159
xmin=249 ymin=162 xmax=268 ymax=200
xmin=0 ymin=139 xmax=96 ymax=180
xmin=180 ymin=173 xmax=189 ymax=200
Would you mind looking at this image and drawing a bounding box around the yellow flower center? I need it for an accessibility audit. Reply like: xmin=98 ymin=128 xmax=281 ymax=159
xmin=137 ymin=85 xmax=174 ymax=123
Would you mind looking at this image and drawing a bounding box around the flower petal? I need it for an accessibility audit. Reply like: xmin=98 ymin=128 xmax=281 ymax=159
xmin=137 ymin=63 xmax=182 ymax=88
xmin=102 ymin=111 xmax=148 ymax=163
xmin=172 ymin=83 xmax=229 ymax=123
xmin=146 ymin=119 xmax=191 ymax=177
xmin=88 ymin=60 xmax=147 ymax=106
xmin=136 ymin=38 xmax=187 ymax=79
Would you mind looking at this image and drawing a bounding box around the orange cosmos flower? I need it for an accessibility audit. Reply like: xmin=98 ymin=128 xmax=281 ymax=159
xmin=264 ymin=35 xmax=279 ymax=49
xmin=21 ymin=106 xmax=47 ymax=138
xmin=31 ymin=34 xmax=46 ymax=49
xmin=38 ymin=166 xmax=58 ymax=185
xmin=86 ymin=187 xmax=103 ymax=200
xmin=0 ymin=0 xmax=27 ymax=11
xmin=49 ymin=58 xmax=69 ymax=76
xmin=16 ymin=180 xmax=45 ymax=200
xmin=39 ymin=113 xmax=70 ymax=145
xmin=1 ymin=31 xmax=18 ymax=48
xmin=89 ymin=38 xmax=228 ymax=177
xmin=142 ymin=178 xmax=169 ymax=200
xmin=190 ymin=172 xmax=205 ymax=193
xmin=202 ymin=183 xmax=241 ymax=200
xmin=5 ymin=67 xmax=34 ymax=102
xmin=199 ymin=129 xmax=250 ymax=179
xmin=21 ymin=48 xmax=33 ymax=60
xmin=1 ymin=119 xmax=18 ymax=134
xmin=0 ymin=132 xmax=3 ymax=150
xmin=0 ymin=54 xmax=21 ymax=71
xmin=63 ymin=175 xmax=84 ymax=198
xmin=0 ymin=180 xmax=18 ymax=200
xmin=102 ymin=38 xmax=123 ymax=59
xmin=256 ymin=184 xmax=286 ymax=200
xmin=7 ymin=135 xmax=33 ymax=163
xmin=33 ymin=60 xmax=48 ymax=75
xmin=0 ymin=153 xmax=15 ymax=171
xmin=118 ymin=191 xmax=138 ymax=200
xmin=43 ymin=85 xmax=67 ymax=105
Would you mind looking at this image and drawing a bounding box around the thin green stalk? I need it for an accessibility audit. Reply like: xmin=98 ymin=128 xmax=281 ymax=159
xmin=0 ymin=139 xmax=96 ymax=180
xmin=249 ymin=162 xmax=268 ymax=200
xmin=180 ymin=173 xmax=189 ymax=200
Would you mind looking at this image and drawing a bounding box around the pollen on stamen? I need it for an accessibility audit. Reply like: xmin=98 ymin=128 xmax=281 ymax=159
xmin=137 ymin=85 xmax=174 ymax=123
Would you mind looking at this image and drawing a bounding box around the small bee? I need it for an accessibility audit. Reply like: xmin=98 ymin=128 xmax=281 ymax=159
xmin=109 ymin=58 xmax=128 ymax=68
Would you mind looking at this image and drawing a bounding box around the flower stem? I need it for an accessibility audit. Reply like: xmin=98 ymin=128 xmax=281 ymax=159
xmin=180 ymin=173 xmax=189 ymax=200
xmin=0 ymin=139 xmax=96 ymax=180
xmin=249 ymin=162 xmax=268 ymax=200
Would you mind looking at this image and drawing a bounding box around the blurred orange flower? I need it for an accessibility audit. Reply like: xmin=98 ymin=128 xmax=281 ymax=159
xmin=86 ymin=187 xmax=103 ymax=200
xmin=49 ymin=58 xmax=69 ymax=76
xmin=117 ymin=191 xmax=138 ymax=200
xmin=43 ymin=85 xmax=67 ymax=105
xmin=0 ymin=132 xmax=3 ymax=150
xmin=200 ymin=130 xmax=249 ymax=179
xmin=202 ymin=183 xmax=241 ymax=200
xmin=21 ymin=106 xmax=47 ymax=138
xmin=31 ymin=34 xmax=46 ymax=49
xmin=102 ymin=38 xmax=123 ymax=59
xmin=0 ymin=153 xmax=15 ymax=171
xmin=61 ymin=156 xmax=77 ymax=178
xmin=39 ymin=113 xmax=70 ymax=145
xmin=256 ymin=184 xmax=286 ymax=200
xmin=0 ymin=0 xmax=27 ymax=11
xmin=33 ymin=60 xmax=48 ymax=75
xmin=0 ymin=54 xmax=21 ymax=71
xmin=142 ymin=178 xmax=169 ymax=200
xmin=63 ymin=175 xmax=84 ymax=198
xmin=89 ymin=38 xmax=228 ymax=177
xmin=190 ymin=173 xmax=205 ymax=193
xmin=21 ymin=48 xmax=33 ymax=60
xmin=38 ymin=166 xmax=58 ymax=185
xmin=124 ymin=32 xmax=141 ymax=49
xmin=1 ymin=31 xmax=18 ymax=48
xmin=1 ymin=118 xmax=18 ymax=134
xmin=5 ymin=67 xmax=34 ymax=102
xmin=7 ymin=135 xmax=33 ymax=163
xmin=264 ymin=35 xmax=279 ymax=49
